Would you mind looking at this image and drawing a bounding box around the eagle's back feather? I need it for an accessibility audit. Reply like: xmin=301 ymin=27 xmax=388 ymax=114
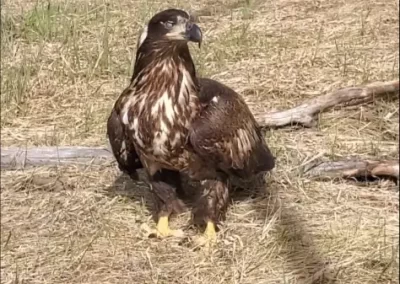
xmin=189 ymin=78 xmax=275 ymax=179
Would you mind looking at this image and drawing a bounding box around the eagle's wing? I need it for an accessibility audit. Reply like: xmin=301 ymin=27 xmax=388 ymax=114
xmin=188 ymin=78 xmax=275 ymax=179
xmin=107 ymin=93 xmax=143 ymax=179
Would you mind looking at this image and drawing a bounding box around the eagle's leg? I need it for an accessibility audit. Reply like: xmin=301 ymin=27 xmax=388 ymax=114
xmin=161 ymin=169 xmax=186 ymax=199
xmin=192 ymin=177 xmax=230 ymax=245
xmin=149 ymin=169 xmax=186 ymax=238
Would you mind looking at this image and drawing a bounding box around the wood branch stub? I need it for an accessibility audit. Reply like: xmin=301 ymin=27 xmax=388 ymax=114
xmin=1 ymin=146 xmax=114 ymax=170
xmin=254 ymin=80 xmax=399 ymax=128
xmin=304 ymin=159 xmax=399 ymax=181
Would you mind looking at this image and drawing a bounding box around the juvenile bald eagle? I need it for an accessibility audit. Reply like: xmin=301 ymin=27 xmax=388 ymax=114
xmin=107 ymin=9 xmax=275 ymax=244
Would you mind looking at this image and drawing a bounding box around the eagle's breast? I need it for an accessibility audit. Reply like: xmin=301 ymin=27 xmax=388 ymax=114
xmin=121 ymin=57 xmax=200 ymax=168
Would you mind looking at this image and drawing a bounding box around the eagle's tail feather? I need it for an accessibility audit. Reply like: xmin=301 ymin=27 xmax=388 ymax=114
xmin=253 ymin=142 xmax=275 ymax=173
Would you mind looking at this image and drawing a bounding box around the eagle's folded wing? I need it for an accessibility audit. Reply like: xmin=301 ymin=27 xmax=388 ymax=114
xmin=107 ymin=95 xmax=143 ymax=178
xmin=189 ymin=78 xmax=275 ymax=179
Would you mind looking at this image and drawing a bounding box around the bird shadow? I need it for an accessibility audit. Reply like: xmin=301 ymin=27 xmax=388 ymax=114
xmin=102 ymin=169 xmax=258 ymax=222
xmin=249 ymin=178 xmax=338 ymax=284
xmin=102 ymin=170 xmax=157 ymax=221
xmin=103 ymin=170 xmax=336 ymax=283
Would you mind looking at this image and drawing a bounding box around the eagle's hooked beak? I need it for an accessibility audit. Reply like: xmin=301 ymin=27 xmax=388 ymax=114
xmin=186 ymin=22 xmax=202 ymax=48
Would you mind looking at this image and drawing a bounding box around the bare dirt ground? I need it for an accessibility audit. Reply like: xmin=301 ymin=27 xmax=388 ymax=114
xmin=1 ymin=0 xmax=399 ymax=283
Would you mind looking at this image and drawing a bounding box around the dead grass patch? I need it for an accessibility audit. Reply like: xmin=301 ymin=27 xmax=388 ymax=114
xmin=1 ymin=0 xmax=398 ymax=283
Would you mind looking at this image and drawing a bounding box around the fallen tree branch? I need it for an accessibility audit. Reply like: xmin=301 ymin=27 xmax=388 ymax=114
xmin=1 ymin=146 xmax=113 ymax=170
xmin=254 ymin=80 xmax=399 ymax=128
xmin=1 ymin=80 xmax=399 ymax=172
xmin=2 ymin=146 xmax=399 ymax=185
xmin=304 ymin=159 xmax=399 ymax=180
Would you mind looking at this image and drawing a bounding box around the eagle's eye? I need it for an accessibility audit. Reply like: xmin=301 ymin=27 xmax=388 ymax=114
xmin=163 ymin=21 xmax=174 ymax=29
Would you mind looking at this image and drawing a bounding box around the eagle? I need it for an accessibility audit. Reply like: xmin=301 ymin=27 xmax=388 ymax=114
xmin=107 ymin=9 xmax=275 ymax=245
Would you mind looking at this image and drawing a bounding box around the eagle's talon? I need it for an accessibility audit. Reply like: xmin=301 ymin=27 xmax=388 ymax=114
xmin=204 ymin=221 xmax=217 ymax=243
xmin=148 ymin=216 xmax=185 ymax=239
xmin=156 ymin=228 xmax=185 ymax=238
xmin=192 ymin=221 xmax=217 ymax=249
xmin=148 ymin=228 xmax=185 ymax=239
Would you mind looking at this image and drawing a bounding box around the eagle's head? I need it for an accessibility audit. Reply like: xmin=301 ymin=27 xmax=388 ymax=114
xmin=137 ymin=9 xmax=202 ymax=49
xmin=131 ymin=9 xmax=202 ymax=84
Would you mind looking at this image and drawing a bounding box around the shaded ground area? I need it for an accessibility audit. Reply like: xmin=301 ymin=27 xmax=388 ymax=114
xmin=1 ymin=0 xmax=399 ymax=283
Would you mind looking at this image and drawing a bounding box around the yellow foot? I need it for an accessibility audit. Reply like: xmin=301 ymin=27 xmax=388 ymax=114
xmin=149 ymin=216 xmax=184 ymax=238
xmin=204 ymin=221 xmax=217 ymax=243
xmin=193 ymin=221 xmax=217 ymax=249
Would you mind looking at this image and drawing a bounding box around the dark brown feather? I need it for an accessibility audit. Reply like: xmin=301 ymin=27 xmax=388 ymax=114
xmin=192 ymin=178 xmax=230 ymax=227
xmin=107 ymin=104 xmax=142 ymax=179
xmin=189 ymin=78 xmax=275 ymax=179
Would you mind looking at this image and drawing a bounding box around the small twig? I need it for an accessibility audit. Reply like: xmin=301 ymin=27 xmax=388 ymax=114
xmin=254 ymin=80 xmax=399 ymax=128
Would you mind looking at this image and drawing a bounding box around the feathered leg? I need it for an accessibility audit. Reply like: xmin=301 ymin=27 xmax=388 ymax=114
xmin=192 ymin=176 xmax=230 ymax=246
xmin=149 ymin=169 xmax=186 ymax=238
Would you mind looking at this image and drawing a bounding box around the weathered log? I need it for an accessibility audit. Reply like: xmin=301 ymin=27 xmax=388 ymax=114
xmin=254 ymin=80 xmax=399 ymax=128
xmin=304 ymin=159 xmax=399 ymax=180
xmin=1 ymin=146 xmax=113 ymax=170
xmin=2 ymin=146 xmax=399 ymax=183
xmin=1 ymin=80 xmax=398 ymax=171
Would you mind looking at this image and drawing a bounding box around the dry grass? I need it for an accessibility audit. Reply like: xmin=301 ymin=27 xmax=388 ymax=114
xmin=1 ymin=0 xmax=399 ymax=283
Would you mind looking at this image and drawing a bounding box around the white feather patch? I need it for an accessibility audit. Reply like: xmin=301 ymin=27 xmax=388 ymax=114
xmin=165 ymin=16 xmax=187 ymax=40
xmin=171 ymin=132 xmax=181 ymax=147
xmin=120 ymin=141 xmax=128 ymax=160
xmin=153 ymin=131 xmax=169 ymax=155
xmin=178 ymin=69 xmax=193 ymax=106
xmin=161 ymin=63 xmax=170 ymax=73
xmin=132 ymin=118 xmax=139 ymax=132
xmin=131 ymin=118 xmax=144 ymax=147
xmin=237 ymin=129 xmax=252 ymax=153
xmin=121 ymin=109 xmax=129 ymax=125
xmin=151 ymin=91 xmax=175 ymax=124
xmin=137 ymin=26 xmax=148 ymax=49
xmin=160 ymin=119 xmax=169 ymax=133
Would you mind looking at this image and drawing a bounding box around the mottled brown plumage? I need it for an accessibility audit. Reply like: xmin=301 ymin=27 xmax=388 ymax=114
xmin=107 ymin=107 xmax=142 ymax=180
xmin=107 ymin=9 xmax=275 ymax=241
xmin=189 ymin=78 xmax=275 ymax=180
